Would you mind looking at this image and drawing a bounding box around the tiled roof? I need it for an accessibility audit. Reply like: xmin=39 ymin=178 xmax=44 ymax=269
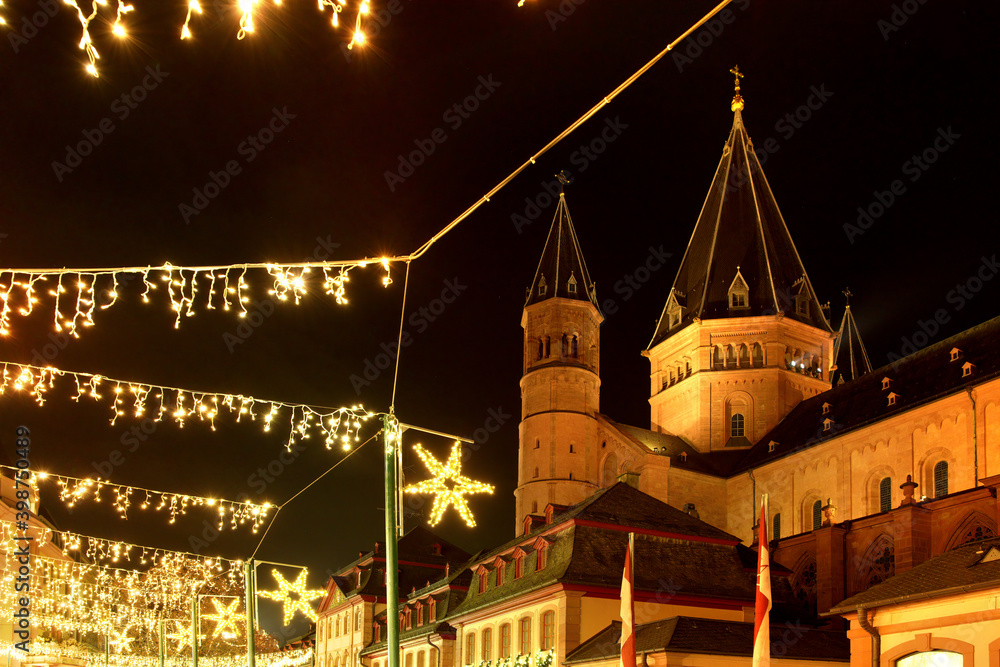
xmin=649 ymin=109 xmax=832 ymax=349
xmin=830 ymin=537 xmax=1000 ymax=613
xmin=732 ymin=314 xmax=1000 ymax=473
xmin=564 ymin=617 xmax=849 ymax=663
xmin=525 ymin=193 xmax=598 ymax=309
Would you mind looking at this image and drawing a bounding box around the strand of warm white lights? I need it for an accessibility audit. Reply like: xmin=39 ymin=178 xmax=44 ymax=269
xmin=0 ymin=641 xmax=313 ymax=667
xmin=0 ymin=553 xmax=241 ymax=636
xmin=0 ymin=361 xmax=374 ymax=449
xmin=0 ymin=517 xmax=244 ymax=570
xmin=0 ymin=464 xmax=273 ymax=529
xmin=0 ymin=256 xmax=397 ymax=336
xmin=53 ymin=0 xmax=370 ymax=75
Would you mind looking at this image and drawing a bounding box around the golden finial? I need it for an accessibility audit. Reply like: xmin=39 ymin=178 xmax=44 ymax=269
xmin=730 ymin=65 xmax=745 ymax=112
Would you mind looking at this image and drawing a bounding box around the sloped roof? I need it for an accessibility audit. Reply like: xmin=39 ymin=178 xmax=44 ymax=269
xmin=831 ymin=303 xmax=872 ymax=385
xmin=649 ymin=108 xmax=831 ymax=349
xmin=564 ymin=618 xmax=849 ymax=663
xmin=599 ymin=415 xmax=745 ymax=476
xmin=525 ymin=193 xmax=598 ymax=308
xmin=830 ymin=537 xmax=1000 ymax=613
xmin=732 ymin=314 xmax=1000 ymax=473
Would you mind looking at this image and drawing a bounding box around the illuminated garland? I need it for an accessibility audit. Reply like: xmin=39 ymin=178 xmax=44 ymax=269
xmin=0 ymin=257 xmax=396 ymax=336
xmin=257 ymin=568 xmax=325 ymax=624
xmin=0 ymin=517 xmax=244 ymax=570
xmin=42 ymin=0 xmax=371 ymax=76
xmin=402 ymin=442 xmax=494 ymax=527
xmin=0 ymin=362 xmax=374 ymax=449
xmin=0 ymin=550 xmax=242 ymax=636
xmin=0 ymin=639 xmax=313 ymax=667
xmin=0 ymin=465 xmax=273 ymax=529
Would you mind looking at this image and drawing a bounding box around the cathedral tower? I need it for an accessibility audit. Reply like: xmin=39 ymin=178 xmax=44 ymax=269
xmin=515 ymin=192 xmax=603 ymax=531
xmin=644 ymin=72 xmax=835 ymax=452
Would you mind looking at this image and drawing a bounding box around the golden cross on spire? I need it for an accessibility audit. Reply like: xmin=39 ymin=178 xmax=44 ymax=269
xmin=843 ymin=287 xmax=853 ymax=305
xmin=730 ymin=65 xmax=745 ymax=112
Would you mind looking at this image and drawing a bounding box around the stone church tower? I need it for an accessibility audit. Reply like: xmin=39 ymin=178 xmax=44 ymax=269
xmin=644 ymin=87 xmax=835 ymax=452
xmin=515 ymin=192 xmax=603 ymax=529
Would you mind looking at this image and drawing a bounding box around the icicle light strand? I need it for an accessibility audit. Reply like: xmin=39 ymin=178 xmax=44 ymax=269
xmin=0 ymin=257 xmax=398 ymax=337
xmin=0 ymin=361 xmax=375 ymax=449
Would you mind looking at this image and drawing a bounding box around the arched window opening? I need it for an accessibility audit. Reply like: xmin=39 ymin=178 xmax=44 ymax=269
xmin=571 ymin=335 xmax=579 ymax=358
xmin=533 ymin=467 xmax=539 ymax=479
xmin=464 ymin=633 xmax=476 ymax=665
xmin=896 ymin=652 xmax=962 ymax=667
xmin=482 ymin=628 xmax=493 ymax=662
xmin=685 ymin=361 xmax=691 ymax=377
xmin=730 ymin=414 xmax=745 ymax=438
xmin=725 ymin=345 xmax=735 ymax=367
xmin=738 ymin=344 xmax=749 ymax=367
xmin=536 ymin=338 xmax=543 ymax=360
xmin=879 ymin=477 xmax=892 ymax=513
xmin=499 ymin=624 xmax=512 ymax=659
xmin=752 ymin=343 xmax=764 ymax=366
xmin=812 ymin=500 xmax=823 ymax=530
xmin=713 ymin=346 xmax=723 ymax=370
xmin=561 ymin=333 xmax=568 ymax=357
xmin=772 ymin=513 xmax=781 ymax=540
xmin=602 ymin=453 xmax=618 ymax=486
xmin=519 ymin=617 xmax=532 ymax=655
xmin=544 ymin=336 xmax=550 ymax=358
xmin=540 ymin=611 xmax=555 ymax=651
xmin=934 ymin=461 xmax=949 ymax=498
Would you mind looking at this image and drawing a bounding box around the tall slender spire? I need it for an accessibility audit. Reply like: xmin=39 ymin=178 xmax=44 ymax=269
xmin=648 ymin=70 xmax=832 ymax=349
xmin=831 ymin=289 xmax=873 ymax=385
xmin=525 ymin=189 xmax=598 ymax=308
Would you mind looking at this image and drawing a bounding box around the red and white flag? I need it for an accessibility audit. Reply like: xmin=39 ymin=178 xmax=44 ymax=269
xmin=753 ymin=496 xmax=772 ymax=667
xmin=620 ymin=532 xmax=636 ymax=667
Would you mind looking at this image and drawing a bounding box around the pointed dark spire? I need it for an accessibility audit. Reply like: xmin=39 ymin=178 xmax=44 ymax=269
xmin=831 ymin=289 xmax=873 ymax=385
xmin=648 ymin=76 xmax=832 ymax=348
xmin=525 ymin=191 xmax=598 ymax=308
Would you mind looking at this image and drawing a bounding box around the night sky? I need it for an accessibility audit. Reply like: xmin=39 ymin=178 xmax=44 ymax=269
xmin=0 ymin=0 xmax=996 ymax=640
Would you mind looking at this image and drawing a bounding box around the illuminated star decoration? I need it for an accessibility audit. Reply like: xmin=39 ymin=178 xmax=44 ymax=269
xmin=110 ymin=625 xmax=135 ymax=653
xmin=258 ymin=568 xmax=325 ymax=625
xmin=403 ymin=442 xmax=495 ymax=527
xmin=165 ymin=620 xmax=196 ymax=651
xmin=203 ymin=597 xmax=243 ymax=640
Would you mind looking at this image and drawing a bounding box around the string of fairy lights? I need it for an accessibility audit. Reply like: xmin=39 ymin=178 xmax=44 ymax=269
xmin=0 ymin=0 xmax=372 ymax=76
xmin=0 ymin=361 xmax=374 ymax=449
xmin=0 ymin=464 xmax=272 ymax=528
xmin=0 ymin=257 xmax=398 ymax=337
xmin=0 ymin=640 xmax=313 ymax=667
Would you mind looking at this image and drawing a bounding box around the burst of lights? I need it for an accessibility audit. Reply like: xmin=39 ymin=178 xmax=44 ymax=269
xmin=402 ymin=441 xmax=495 ymax=527
xmin=257 ymin=569 xmax=325 ymax=625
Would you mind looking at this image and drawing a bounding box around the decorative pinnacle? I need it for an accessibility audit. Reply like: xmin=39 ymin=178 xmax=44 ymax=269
xmin=730 ymin=65 xmax=745 ymax=112
xmin=843 ymin=287 xmax=853 ymax=305
xmin=556 ymin=169 xmax=573 ymax=195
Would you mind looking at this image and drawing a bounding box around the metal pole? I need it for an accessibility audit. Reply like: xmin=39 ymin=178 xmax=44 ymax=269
xmin=105 ymin=634 xmax=109 ymax=665
xmin=246 ymin=561 xmax=257 ymax=667
xmin=191 ymin=596 xmax=199 ymax=667
xmin=384 ymin=415 xmax=401 ymax=667
xmin=159 ymin=619 xmax=165 ymax=667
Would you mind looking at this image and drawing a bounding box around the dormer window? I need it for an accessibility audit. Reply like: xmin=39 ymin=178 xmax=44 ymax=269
xmin=950 ymin=347 xmax=962 ymax=361
xmin=666 ymin=291 xmax=683 ymax=329
xmin=887 ymin=392 xmax=898 ymax=406
xmin=428 ymin=598 xmax=437 ymax=622
xmin=567 ymin=272 xmax=578 ymax=295
xmin=431 ymin=543 xmax=442 ymax=556
xmin=963 ymin=362 xmax=975 ymax=377
xmin=728 ymin=269 xmax=750 ymax=310
xmin=823 ymin=418 xmax=834 ymax=431
xmin=768 ymin=441 xmax=778 ymax=453
xmin=679 ymin=451 xmax=688 ymax=462
xmin=881 ymin=377 xmax=893 ymax=391
xmin=538 ymin=275 xmax=547 ymax=297
xmin=822 ymin=402 xmax=831 ymax=415
xmin=794 ymin=281 xmax=810 ymax=317
xmin=415 ymin=602 xmax=424 ymax=627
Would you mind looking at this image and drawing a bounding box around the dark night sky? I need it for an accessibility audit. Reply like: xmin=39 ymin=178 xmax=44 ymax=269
xmin=0 ymin=0 xmax=997 ymax=640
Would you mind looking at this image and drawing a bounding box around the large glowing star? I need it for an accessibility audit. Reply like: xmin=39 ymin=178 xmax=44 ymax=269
xmin=258 ymin=569 xmax=325 ymax=625
xmin=166 ymin=620 xmax=199 ymax=651
xmin=110 ymin=626 xmax=135 ymax=653
xmin=403 ymin=442 xmax=495 ymax=527
xmin=204 ymin=597 xmax=243 ymax=639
